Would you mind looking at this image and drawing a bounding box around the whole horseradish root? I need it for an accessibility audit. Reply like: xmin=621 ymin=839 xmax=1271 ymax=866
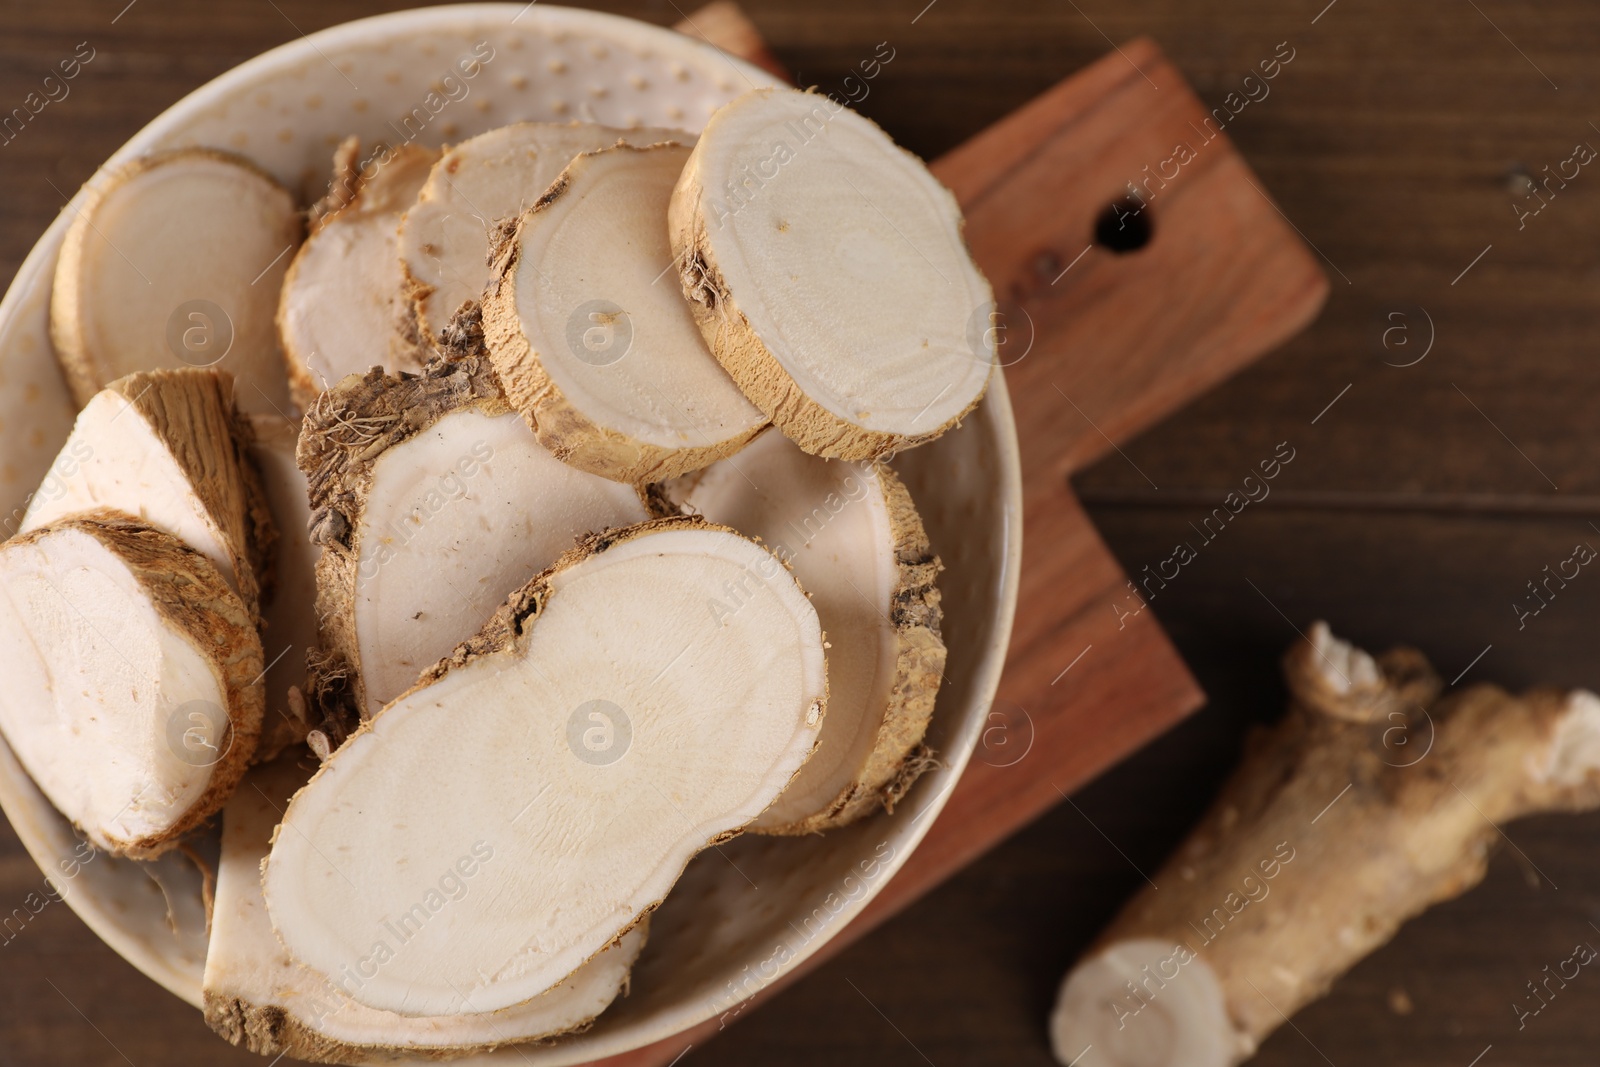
xmin=1051 ymin=622 xmax=1600 ymax=1067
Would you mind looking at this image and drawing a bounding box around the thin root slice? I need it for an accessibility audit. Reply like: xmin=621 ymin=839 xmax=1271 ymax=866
xmin=675 ymin=429 xmax=945 ymax=832
xmin=669 ymin=88 xmax=993 ymax=460
xmin=297 ymin=355 xmax=651 ymax=725
xmin=205 ymin=754 xmax=646 ymax=1063
xmin=51 ymin=148 xmax=302 ymax=416
xmin=264 ymin=518 xmax=825 ymax=1016
xmin=483 ymin=143 xmax=766 ymax=483
xmin=279 ymin=141 xmax=440 ymax=408
xmin=0 ymin=516 xmax=263 ymax=856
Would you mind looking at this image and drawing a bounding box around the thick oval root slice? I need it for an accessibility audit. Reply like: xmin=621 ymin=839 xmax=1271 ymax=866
xmin=483 ymin=143 xmax=766 ymax=483
xmin=298 ymin=356 xmax=650 ymax=724
xmin=677 ymin=430 xmax=945 ymax=833
xmin=0 ymin=516 xmax=263 ymax=856
xmin=279 ymin=142 xmax=439 ymax=407
xmin=669 ymin=88 xmax=994 ymax=460
xmin=205 ymin=755 xmax=646 ymax=1064
xmin=51 ymin=148 xmax=302 ymax=416
xmin=264 ymin=518 xmax=826 ymax=1017
xmin=20 ymin=369 xmax=276 ymax=615
xmin=399 ymin=122 xmax=686 ymax=343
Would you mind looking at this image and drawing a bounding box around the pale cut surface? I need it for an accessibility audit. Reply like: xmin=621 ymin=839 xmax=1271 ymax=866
xmin=1051 ymin=939 xmax=1234 ymax=1067
xmin=298 ymin=356 xmax=649 ymax=723
xmin=677 ymin=430 xmax=945 ymax=832
xmin=205 ymin=755 xmax=646 ymax=1064
xmin=483 ymin=144 xmax=765 ymax=483
xmin=670 ymin=88 xmax=994 ymax=459
xmin=264 ymin=519 xmax=826 ymax=1017
xmin=21 ymin=369 xmax=275 ymax=614
xmin=0 ymin=517 xmax=263 ymax=856
xmin=51 ymin=148 xmax=301 ymax=416
xmin=399 ymin=122 xmax=686 ymax=342
xmin=279 ymin=143 xmax=439 ymax=407
xmin=248 ymin=415 xmax=318 ymax=760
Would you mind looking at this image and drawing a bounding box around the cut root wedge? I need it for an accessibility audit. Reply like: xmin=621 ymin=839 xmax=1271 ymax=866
xmin=669 ymin=88 xmax=993 ymax=460
xmin=51 ymin=148 xmax=302 ymax=416
xmin=0 ymin=516 xmax=263 ymax=856
xmin=263 ymin=518 xmax=826 ymax=1017
xmin=205 ymin=754 xmax=647 ymax=1064
xmin=21 ymin=369 xmax=276 ymax=615
xmin=297 ymin=356 xmax=651 ymax=726
xmin=483 ymin=143 xmax=766 ymax=483
xmin=675 ymin=429 xmax=945 ymax=832
xmin=279 ymin=141 xmax=440 ymax=407
xmin=399 ymin=122 xmax=687 ymax=343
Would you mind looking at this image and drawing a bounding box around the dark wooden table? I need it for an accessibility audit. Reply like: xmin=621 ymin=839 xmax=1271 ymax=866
xmin=4 ymin=1 xmax=1600 ymax=1064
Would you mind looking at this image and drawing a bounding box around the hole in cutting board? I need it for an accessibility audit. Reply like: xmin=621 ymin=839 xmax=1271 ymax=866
xmin=1093 ymin=197 xmax=1153 ymax=253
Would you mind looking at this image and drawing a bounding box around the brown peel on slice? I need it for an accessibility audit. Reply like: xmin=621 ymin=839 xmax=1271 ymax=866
xmin=669 ymin=88 xmax=993 ymax=460
xmin=482 ymin=143 xmax=766 ymax=484
xmin=263 ymin=518 xmax=825 ymax=1016
xmin=204 ymin=754 xmax=647 ymax=1063
xmin=0 ymin=516 xmax=263 ymax=857
xmin=51 ymin=148 xmax=301 ymax=416
xmin=675 ymin=429 xmax=945 ymax=832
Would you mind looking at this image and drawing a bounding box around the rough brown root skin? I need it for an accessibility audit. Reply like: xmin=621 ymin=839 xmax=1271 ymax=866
xmin=1050 ymin=622 xmax=1600 ymax=1067
xmin=480 ymin=175 xmax=764 ymax=485
xmin=5 ymin=515 xmax=264 ymax=857
xmin=753 ymin=463 xmax=946 ymax=834
xmin=296 ymin=355 xmax=506 ymax=730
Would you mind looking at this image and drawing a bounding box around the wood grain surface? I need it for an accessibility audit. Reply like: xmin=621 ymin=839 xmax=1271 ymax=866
xmin=1 ymin=2 xmax=1598 ymax=1067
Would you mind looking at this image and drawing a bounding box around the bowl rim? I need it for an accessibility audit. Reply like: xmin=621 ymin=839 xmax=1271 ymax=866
xmin=0 ymin=4 xmax=1024 ymax=1060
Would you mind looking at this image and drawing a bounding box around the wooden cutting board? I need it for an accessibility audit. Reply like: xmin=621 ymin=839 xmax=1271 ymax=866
xmin=595 ymin=10 xmax=1330 ymax=1064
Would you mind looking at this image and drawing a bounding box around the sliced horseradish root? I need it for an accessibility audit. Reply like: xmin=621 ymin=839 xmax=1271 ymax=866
xmin=483 ymin=143 xmax=766 ymax=483
xmin=21 ymin=369 xmax=276 ymax=615
xmin=263 ymin=518 xmax=826 ymax=1016
xmin=670 ymin=88 xmax=995 ymax=460
xmin=278 ymin=141 xmax=440 ymax=408
xmin=399 ymin=122 xmax=686 ymax=343
xmin=298 ymin=355 xmax=650 ymax=727
xmin=0 ymin=516 xmax=263 ymax=856
xmin=247 ymin=414 xmax=318 ymax=761
xmin=51 ymin=148 xmax=302 ymax=417
xmin=205 ymin=754 xmax=647 ymax=1062
xmin=676 ymin=430 xmax=945 ymax=833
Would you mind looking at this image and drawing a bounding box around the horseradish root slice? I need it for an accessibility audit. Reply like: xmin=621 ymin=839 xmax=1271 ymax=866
xmin=0 ymin=516 xmax=263 ymax=856
xmin=264 ymin=519 xmax=826 ymax=1016
xmin=399 ymin=122 xmax=686 ymax=343
xmin=670 ymin=88 xmax=994 ymax=460
xmin=51 ymin=148 xmax=301 ymax=416
xmin=205 ymin=755 xmax=647 ymax=1062
xmin=298 ymin=356 xmax=649 ymax=724
xmin=247 ymin=415 xmax=317 ymax=760
xmin=677 ymin=430 xmax=944 ymax=832
xmin=483 ymin=144 xmax=765 ymax=483
xmin=21 ymin=369 xmax=276 ymax=614
xmin=279 ymin=142 xmax=439 ymax=407
xmin=1049 ymin=623 xmax=1600 ymax=1067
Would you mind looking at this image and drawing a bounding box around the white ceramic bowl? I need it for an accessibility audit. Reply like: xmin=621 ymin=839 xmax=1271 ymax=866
xmin=0 ymin=5 xmax=1021 ymax=1062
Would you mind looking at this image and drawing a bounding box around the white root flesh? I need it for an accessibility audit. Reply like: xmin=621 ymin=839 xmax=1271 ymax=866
xmin=264 ymin=518 xmax=826 ymax=1017
xmin=205 ymin=754 xmax=647 ymax=1063
xmin=669 ymin=88 xmax=994 ymax=460
xmin=51 ymin=148 xmax=301 ymax=416
xmin=675 ymin=429 xmax=945 ymax=832
xmin=399 ymin=122 xmax=687 ymax=343
xmin=20 ymin=368 xmax=275 ymax=615
xmin=247 ymin=414 xmax=318 ymax=761
xmin=297 ymin=356 xmax=650 ymax=725
xmin=279 ymin=141 xmax=440 ymax=407
xmin=482 ymin=143 xmax=766 ymax=483
xmin=1050 ymin=622 xmax=1600 ymax=1067
xmin=0 ymin=516 xmax=263 ymax=856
